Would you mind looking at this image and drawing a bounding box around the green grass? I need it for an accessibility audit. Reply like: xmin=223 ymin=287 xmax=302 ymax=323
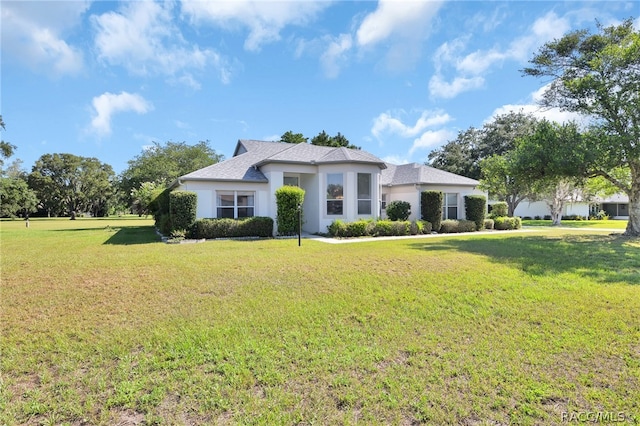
xmin=1 ymin=218 xmax=639 ymax=425
xmin=522 ymin=219 xmax=629 ymax=229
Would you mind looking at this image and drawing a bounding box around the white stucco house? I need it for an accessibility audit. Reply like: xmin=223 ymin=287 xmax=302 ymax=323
xmin=173 ymin=140 xmax=486 ymax=234
xmin=511 ymin=193 xmax=630 ymax=219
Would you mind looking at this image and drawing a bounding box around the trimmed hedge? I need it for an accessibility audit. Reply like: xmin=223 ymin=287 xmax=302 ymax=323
xmin=421 ymin=191 xmax=443 ymax=232
xmin=386 ymin=200 xmax=411 ymax=221
xmin=439 ymin=219 xmax=477 ymax=233
xmin=327 ymin=219 xmax=432 ymax=238
xmin=493 ymin=216 xmax=522 ymax=230
xmin=464 ymin=195 xmax=486 ymax=230
xmin=169 ymin=191 xmax=197 ymax=232
xmin=190 ymin=217 xmax=274 ymax=239
xmin=484 ymin=218 xmax=495 ymax=230
xmin=489 ymin=202 xmax=508 ymax=218
xmin=275 ymin=185 xmax=305 ymax=236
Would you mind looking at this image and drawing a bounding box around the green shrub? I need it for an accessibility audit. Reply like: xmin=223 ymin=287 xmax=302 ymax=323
xmin=493 ymin=216 xmax=522 ymax=230
xmin=275 ymin=186 xmax=305 ymax=236
xmin=328 ymin=220 xmax=346 ymax=237
xmin=420 ymin=220 xmax=433 ymax=234
xmin=410 ymin=221 xmax=419 ymax=235
xmin=151 ymin=186 xmax=171 ymax=225
xmin=390 ymin=221 xmax=410 ymax=236
xmin=372 ymin=220 xmax=392 ymax=236
xmin=464 ymin=195 xmax=486 ymax=230
xmin=421 ymin=191 xmax=443 ymax=232
xmin=458 ymin=220 xmax=477 ymax=232
xmin=439 ymin=219 xmax=477 ymax=233
xmin=345 ymin=219 xmax=370 ymax=237
xmin=157 ymin=213 xmax=172 ymax=235
xmin=489 ymin=202 xmax=508 ymax=218
xmin=169 ymin=191 xmax=197 ymax=232
xmin=439 ymin=219 xmax=460 ymax=233
xmin=191 ymin=217 xmax=274 ymax=239
xmin=386 ymin=200 xmax=411 ymax=221
xmin=484 ymin=218 xmax=494 ymax=230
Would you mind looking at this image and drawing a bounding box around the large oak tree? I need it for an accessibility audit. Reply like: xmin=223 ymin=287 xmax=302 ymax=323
xmin=523 ymin=19 xmax=640 ymax=236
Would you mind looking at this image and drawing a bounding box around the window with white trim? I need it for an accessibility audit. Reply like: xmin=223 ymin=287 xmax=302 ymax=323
xmin=357 ymin=173 xmax=372 ymax=215
xmin=216 ymin=191 xmax=255 ymax=218
xmin=442 ymin=193 xmax=458 ymax=220
xmin=326 ymin=173 xmax=343 ymax=215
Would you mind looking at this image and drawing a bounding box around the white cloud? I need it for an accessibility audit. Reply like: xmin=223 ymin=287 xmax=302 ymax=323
xmin=320 ymin=34 xmax=353 ymax=78
xmin=372 ymin=110 xmax=452 ymax=139
xmin=90 ymin=92 xmax=153 ymax=136
xmin=353 ymin=0 xmax=443 ymax=72
xmin=409 ymin=129 xmax=456 ymax=155
xmin=488 ymin=84 xmax=585 ymax=125
xmin=356 ymin=0 xmax=442 ymax=48
xmin=92 ymin=1 xmax=229 ymax=85
xmin=372 ymin=109 xmax=455 ymax=158
xmin=382 ymin=154 xmax=410 ymax=165
xmin=1 ymin=1 xmax=89 ymax=76
xmin=428 ymin=75 xmax=484 ymax=99
xmin=429 ymin=11 xmax=572 ymax=99
xmin=180 ymin=0 xmax=329 ymax=51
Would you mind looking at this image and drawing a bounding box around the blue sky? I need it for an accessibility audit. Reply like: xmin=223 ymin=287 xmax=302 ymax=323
xmin=1 ymin=1 xmax=638 ymax=175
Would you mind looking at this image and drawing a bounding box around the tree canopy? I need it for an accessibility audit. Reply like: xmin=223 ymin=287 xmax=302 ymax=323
xmin=119 ymin=140 xmax=223 ymax=200
xmin=280 ymin=131 xmax=308 ymax=144
xmin=522 ymin=18 xmax=640 ymax=236
xmin=428 ymin=111 xmax=539 ymax=180
xmin=28 ymin=153 xmax=116 ymax=217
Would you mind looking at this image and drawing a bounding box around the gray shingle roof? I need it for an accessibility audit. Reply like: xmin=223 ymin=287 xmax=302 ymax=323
xmin=381 ymin=163 xmax=480 ymax=187
xmin=180 ymin=141 xmax=477 ymax=187
xmin=181 ymin=140 xmax=289 ymax=182
xmin=181 ymin=140 xmax=386 ymax=182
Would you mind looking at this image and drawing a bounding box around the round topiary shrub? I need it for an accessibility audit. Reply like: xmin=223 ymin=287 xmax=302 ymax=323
xmin=386 ymin=200 xmax=411 ymax=221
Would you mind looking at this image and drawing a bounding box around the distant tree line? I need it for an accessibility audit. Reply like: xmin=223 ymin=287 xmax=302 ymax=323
xmin=0 ymin=122 xmax=360 ymax=220
xmin=0 ymin=121 xmax=225 ymax=219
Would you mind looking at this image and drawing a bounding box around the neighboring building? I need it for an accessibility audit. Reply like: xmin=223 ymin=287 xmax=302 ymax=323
xmin=596 ymin=193 xmax=630 ymax=219
xmin=509 ymin=193 xmax=630 ymax=219
xmin=173 ymin=140 xmax=486 ymax=234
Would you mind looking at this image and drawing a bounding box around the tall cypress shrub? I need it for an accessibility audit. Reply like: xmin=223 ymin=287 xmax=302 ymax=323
xmin=421 ymin=190 xmax=443 ymax=232
xmin=464 ymin=195 xmax=487 ymax=230
xmin=275 ymin=185 xmax=305 ymax=236
xmin=169 ymin=191 xmax=197 ymax=232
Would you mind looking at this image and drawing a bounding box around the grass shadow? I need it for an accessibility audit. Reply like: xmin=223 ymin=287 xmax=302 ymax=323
xmin=411 ymin=234 xmax=640 ymax=285
xmin=103 ymin=226 xmax=160 ymax=245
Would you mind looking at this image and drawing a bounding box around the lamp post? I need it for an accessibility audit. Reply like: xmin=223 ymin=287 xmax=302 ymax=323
xmin=297 ymin=203 xmax=302 ymax=247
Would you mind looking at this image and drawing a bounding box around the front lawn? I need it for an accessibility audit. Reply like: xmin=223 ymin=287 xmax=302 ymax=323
xmin=1 ymin=218 xmax=638 ymax=424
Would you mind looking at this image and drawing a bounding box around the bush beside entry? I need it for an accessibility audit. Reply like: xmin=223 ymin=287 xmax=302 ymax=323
xmin=422 ymin=191 xmax=443 ymax=232
xmin=275 ymin=186 xmax=305 ymax=236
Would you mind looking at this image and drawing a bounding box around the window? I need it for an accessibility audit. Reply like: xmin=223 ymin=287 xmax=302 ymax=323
xmin=442 ymin=193 xmax=458 ymax=220
xmin=357 ymin=173 xmax=372 ymax=215
xmin=381 ymin=193 xmax=387 ymax=210
xmin=326 ymin=173 xmax=343 ymax=215
xmin=217 ymin=191 xmax=255 ymax=218
xmin=283 ymin=175 xmax=299 ymax=187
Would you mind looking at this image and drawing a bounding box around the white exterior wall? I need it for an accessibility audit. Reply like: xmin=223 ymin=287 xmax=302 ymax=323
xmin=383 ymin=184 xmax=486 ymax=221
xmin=512 ymin=200 xmax=589 ymax=218
xmin=177 ymin=180 xmax=270 ymax=218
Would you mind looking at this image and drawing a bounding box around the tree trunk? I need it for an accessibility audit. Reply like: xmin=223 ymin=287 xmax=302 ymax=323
xmin=624 ymin=166 xmax=640 ymax=236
